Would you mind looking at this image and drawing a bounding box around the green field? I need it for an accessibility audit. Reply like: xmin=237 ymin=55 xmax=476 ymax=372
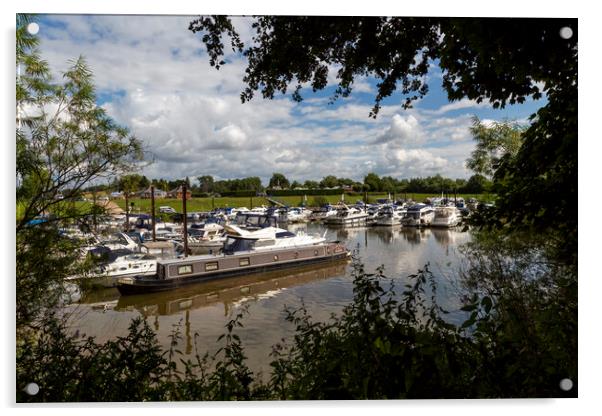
xmin=113 ymin=193 xmax=491 ymax=215
xmin=17 ymin=193 xmax=492 ymax=220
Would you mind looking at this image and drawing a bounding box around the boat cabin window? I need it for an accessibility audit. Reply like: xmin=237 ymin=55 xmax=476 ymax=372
xmin=224 ymin=237 xmax=255 ymax=253
xmin=178 ymin=265 xmax=193 ymax=275
xmin=436 ymin=209 xmax=452 ymax=218
xmin=205 ymin=261 xmax=219 ymax=271
xmin=239 ymin=257 xmax=250 ymax=266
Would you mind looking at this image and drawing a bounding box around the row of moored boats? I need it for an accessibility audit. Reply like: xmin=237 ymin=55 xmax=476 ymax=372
xmin=64 ymin=197 xmax=478 ymax=295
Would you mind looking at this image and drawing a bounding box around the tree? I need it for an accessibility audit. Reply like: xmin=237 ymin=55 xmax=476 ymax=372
xmin=16 ymin=15 xmax=143 ymax=330
xmin=268 ymin=172 xmax=290 ymax=189
xmin=118 ymin=174 xmax=147 ymax=193
xmin=290 ymin=180 xmax=301 ymax=189
xmin=197 ymin=175 xmax=214 ymax=193
xmin=303 ymin=180 xmax=319 ymax=190
xmin=151 ymin=178 xmax=169 ymax=191
xmin=466 ymin=117 xmax=525 ymax=178
xmin=463 ymin=174 xmax=491 ymax=194
xmin=363 ymin=172 xmax=382 ymax=192
xmin=319 ymin=175 xmax=339 ymax=189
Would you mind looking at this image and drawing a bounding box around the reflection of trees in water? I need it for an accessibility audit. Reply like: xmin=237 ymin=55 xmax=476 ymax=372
xmin=430 ymin=228 xmax=456 ymax=247
xmin=399 ymin=228 xmax=431 ymax=245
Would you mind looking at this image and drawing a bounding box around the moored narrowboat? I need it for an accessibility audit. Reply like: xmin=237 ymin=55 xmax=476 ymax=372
xmin=117 ymin=225 xmax=350 ymax=295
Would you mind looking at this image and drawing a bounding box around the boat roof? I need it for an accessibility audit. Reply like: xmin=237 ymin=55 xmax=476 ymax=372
xmin=223 ymin=225 xmax=288 ymax=239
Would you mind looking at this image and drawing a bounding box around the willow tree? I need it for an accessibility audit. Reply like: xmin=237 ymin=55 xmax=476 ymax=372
xmin=16 ymin=15 xmax=144 ymax=330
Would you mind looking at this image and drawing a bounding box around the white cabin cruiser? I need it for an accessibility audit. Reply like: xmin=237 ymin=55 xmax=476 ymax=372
xmin=323 ymin=205 xmax=369 ymax=226
xmin=222 ymin=224 xmax=326 ymax=252
xmin=401 ymin=204 xmax=435 ymax=227
xmin=68 ymin=249 xmax=157 ymax=287
xmin=83 ymin=232 xmax=140 ymax=253
xmin=310 ymin=205 xmax=338 ymax=221
xmin=374 ymin=205 xmax=407 ymax=226
xmin=431 ymin=206 xmax=462 ymax=227
xmin=285 ymin=207 xmax=312 ymax=223
xmin=185 ymin=223 xmax=227 ymax=255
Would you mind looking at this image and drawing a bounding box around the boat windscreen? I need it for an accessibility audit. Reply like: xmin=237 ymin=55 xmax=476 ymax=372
xmin=223 ymin=237 xmax=256 ymax=253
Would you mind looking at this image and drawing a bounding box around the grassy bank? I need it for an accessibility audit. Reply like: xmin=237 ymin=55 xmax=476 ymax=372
xmin=17 ymin=193 xmax=492 ymax=220
xmin=112 ymin=193 xmax=491 ymax=214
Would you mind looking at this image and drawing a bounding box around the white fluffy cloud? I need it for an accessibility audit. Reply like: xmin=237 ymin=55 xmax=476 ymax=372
xmin=385 ymin=149 xmax=448 ymax=173
xmin=34 ymin=14 xmax=532 ymax=183
xmin=373 ymin=114 xmax=422 ymax=145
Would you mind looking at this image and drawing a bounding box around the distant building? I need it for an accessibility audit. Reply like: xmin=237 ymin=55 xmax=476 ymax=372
xmin=167 ymin=185 xmax=192 ymax=200
xmin=110 ymin=191 xmax=124 ymax=199
xmin=139 ymin=187 xmax=167 ymax=199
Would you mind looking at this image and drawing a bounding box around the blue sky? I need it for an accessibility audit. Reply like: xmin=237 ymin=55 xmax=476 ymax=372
xmin=35 ymin=14 xmax=546 ymax=184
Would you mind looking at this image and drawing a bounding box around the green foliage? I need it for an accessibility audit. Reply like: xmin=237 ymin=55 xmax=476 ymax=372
xmin=458 ymin=229 xmax=577 ymax=397
xmin=16 ymin=14 xmax=144 ymax=331
xmin=363 ymin=172 xmax=382 ymax=192
xmin=310 ymin=196 xmax=329 ymax=207
xmin=466 ymin=116 xmax=525 ymax=178
xmin=303 ymin=180 xmax=319 ymax=189
xmin=268 ymin=172 xmax=290 ymax=189
xmin=463 ymin=174 xmax=492 ymax=194
xmin=17 ymin=249 xmax=577 ymax=400
xmin=191 ymin=16 xmax=577 ymax=266
xmin=319 ymin=175 xmax=339 ymax=188
xmin=190 ymin=17 xmax=574 ymax=116
xmin=269 ymin=188 xmax=343 ymax=197
xmin=117 ymin=174 xmax=149 ymax=193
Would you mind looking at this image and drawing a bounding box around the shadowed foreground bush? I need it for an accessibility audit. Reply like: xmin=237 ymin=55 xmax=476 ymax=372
xmin=16 ymin=253 xmax=576 ymax=401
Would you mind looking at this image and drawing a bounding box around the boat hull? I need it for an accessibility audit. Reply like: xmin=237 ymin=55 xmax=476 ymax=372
xmin=117 ymin=243 xmax=350 ymax=295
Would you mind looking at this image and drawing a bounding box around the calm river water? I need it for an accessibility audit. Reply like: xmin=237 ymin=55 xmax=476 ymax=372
xmin=66 ymin=223 xmax=472 ymax=376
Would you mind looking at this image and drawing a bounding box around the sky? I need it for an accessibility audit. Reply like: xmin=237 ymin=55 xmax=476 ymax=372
xmin=35 ymin=14 xmax=546 ymax=185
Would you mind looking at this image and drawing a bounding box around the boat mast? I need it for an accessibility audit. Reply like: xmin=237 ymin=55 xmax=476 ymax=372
xmin=183 ymin=184 xmax=188 ymax=257
xmin=151 ymin=185 xmax=156 ymax=241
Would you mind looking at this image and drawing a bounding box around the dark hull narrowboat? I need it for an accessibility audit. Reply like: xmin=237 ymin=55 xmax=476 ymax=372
xmin=116 ymin=241 xmax=350 ymax=295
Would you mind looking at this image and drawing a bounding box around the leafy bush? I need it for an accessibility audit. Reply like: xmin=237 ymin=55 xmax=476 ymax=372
xmin=16 ymin=248 xmax=577 ymax=401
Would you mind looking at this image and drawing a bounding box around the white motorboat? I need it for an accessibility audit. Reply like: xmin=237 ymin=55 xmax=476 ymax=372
xmin=284 ymin=207 xmax=312 ymax=223
xmin=82 ymin=232 xmax=140 ymax=253
xmin=310 ymin=204 xmax=338 ymax=221
xmin=431 ymin=206 xmax=462 ymax=227
xmin=185 ymin=223 xmax=227 ymax=255
xmin=374 ymin=205 xmax=407 ymax=226
xmin=222 ymin=224 xmax=326 ymax=252
xmin=401 ymin=204 xmax=435 ymax=227
xmin=323 ymin=205 xmax=369 ymax=226
xmin=68 ymin=250 xmax=157 ymax=287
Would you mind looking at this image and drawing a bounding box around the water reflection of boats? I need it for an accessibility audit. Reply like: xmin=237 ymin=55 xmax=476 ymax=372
xmin=333 ymin=226 xmax=365 ymax=241
xmin=399 ymin=227 xmax=431 ymax=245
xmin=113 ymin=261 xmax=349 ymax=316
xmin=430 ymin=228 xmax=456 ymax=247
xmin=368 ymin=226 xmax=401 ymax=244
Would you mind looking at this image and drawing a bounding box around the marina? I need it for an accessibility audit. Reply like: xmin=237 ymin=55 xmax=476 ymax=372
xmin=64 ymin=192 xmax=474 ymax=291
xmin=66 ymin=222 xmax=471 ymax=376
